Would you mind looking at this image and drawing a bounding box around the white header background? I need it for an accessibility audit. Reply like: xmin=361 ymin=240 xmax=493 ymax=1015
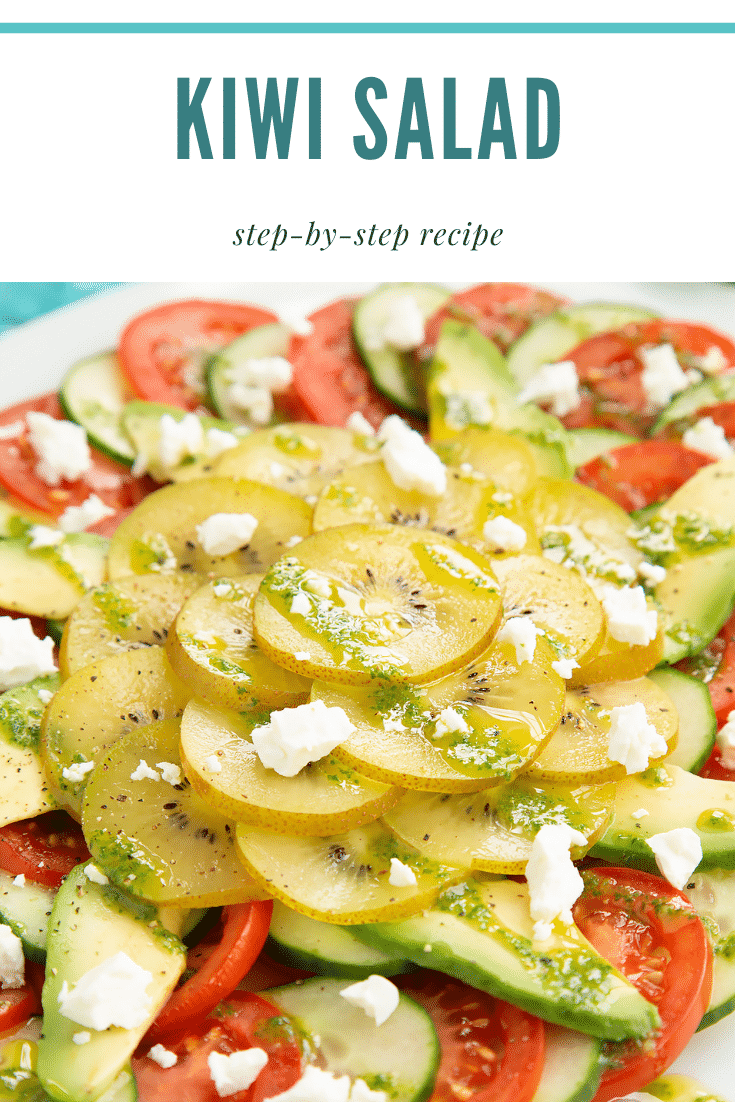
xmin=0 ymin=29 xmax=731 ymax=279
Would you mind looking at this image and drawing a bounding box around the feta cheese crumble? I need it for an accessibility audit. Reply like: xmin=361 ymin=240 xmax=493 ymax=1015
xmin=294 ymin=651 xmax=311 ymax=662
xmin=289 ymin=592 xmax=311 ymax=616
xmin=599 ymin=585 xmax=657 ymax=646
xmin=250 ymin=700 xmax=355 ymax=777
xmin=227 ymin=386 xmax=273 ymax=424
xmin=340 ymin=974 xmax=400 ymax=1026
xmin=482 ymin=515 xmax=527 ymax=552
xmin=72 ymin=1032 xmax=91 ymax=1046
xmin=433 ymin=706 xmax=469 ymax=737
xmin=639 ymin=343 xmax=689 ymax=408
xmin=607 ymin=702 xmax=668 ymax=774
xmin=346 ymin=410 xmax=375 ymax=436
xmin=156 ymin=762 xmax=182 ymax=786
xmin=696 ymin=345 xmax=728 ymax=375
xmin=0 ymin=420 xmax=24 ymax=441
xmin=716 ymin=710 xmax=735 ymax=770
xmin=158 ymin=413 xmax=204 ymax=469
xmin=377 ymin=416 xmax=447 ymax=497
xmin=206 ymin=427 xmax=240 ymax=459
xmin=517 ymin=360 xmax=581 ymax=418
xmin=12 ymin=875 xmax=24 ymax=887
xmin=130 ymin=759 xmax=160 ymax=782
xmin=228 ymin=355 xmax=293 ymax=394
xmin=632 ymin=808 xmax=650 ymax=818
xmin=637 ymin=561 xmax=666 ymax=585
xmin=62 ymin=760 xmax=94 ymax=783
xmin=0 ymin=617 xmax=56 ymax=691
xmin=208 ymin=1048 xmax=268 ymax=1097
xmin=682 ymin=416 xmax=734 ymax=460
xmin=58 ymin=494 xmax=115 ymax=533
xmin=525 ymin=823 xmax=587 ymax=941
xmin=551 ymin=657 xmax=580 ymax=679
xmin=84 ymin=864 xmax=109 ymax=886
xmin=0 ymin=924 xmax=25 ymax=988
xmin=365 ymin=295 xmax=425 ymax=352
xmin=148 ymin=1044 xmax=178 ymax=1069
xmin=26 ymin=412 xmax=92 ymax=485
xmin=57 ymin=951 xmax=153 ymax=1030
xmin=204 ymin=755 xmax=223 ymax=773
xmin=350 ymin=1081 xmax=388 ymax=1102
xmin=389 ymin=857 xmax=418 ymax=887
xmin=196 ymin=513 xmax=259 ymax=557
xmin=496 ymin=616 xmax=540 ymax=665
xmin=28 ymin=525 xmax=64 ymax=549
xmin=647 ymin=828 xmax=703 ymax=890
xmin=264 ymin=1065 xmax=352 ymax=1102
xmin=37 ymin=688 xmax=54 ymax=706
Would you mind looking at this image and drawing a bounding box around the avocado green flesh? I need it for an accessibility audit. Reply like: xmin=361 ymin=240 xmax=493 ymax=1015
xmin=654 ymin=547 xmax=735 ymax=664
xmin=0 ymin=1042 xmax=137 ymax=1102
xmin=565 ymin=427 xmax=637 ymax=469
xmin=37 ymin=865 xmax=185 ymax=1102
xmin=353 ymin=878 xmax=658 ymax=1041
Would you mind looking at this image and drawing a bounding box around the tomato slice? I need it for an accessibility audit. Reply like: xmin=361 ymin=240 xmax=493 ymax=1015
xmin=575 ymin=440 xmax=714 ymax=511
xmin=424 ymin=283 xmax=568 ymax=354
xmin=397 ymin=970 xmax=545 ymax=1102
xmin=290 ymin=298 xmax=401 ymax=429
xmin=0 ymin=811 xmax=90 ymax=888
xmin=573 ymin=867 xmax=712 ymax=1102
xmin=133 ymin=990 xmax=302 ymax=1102
xmin=0 ymin=394 xmax=153 ymax=519
xmin=677 ymin=608 xmax=735 ymax=730
xmin=119 ymin=300 xmax=277 ymax=411
xmin=561 ymin=321 xmax=735 ymax=436
xmin=145 ymin=900 xmax=273 ymax=1044
xmin=0 ymin=960 xmax=44 ymax=1034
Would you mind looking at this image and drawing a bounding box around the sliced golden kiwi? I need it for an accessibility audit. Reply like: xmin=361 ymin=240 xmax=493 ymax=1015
xmin=60 ymin=573 xmax=200 ymax=677
xmin=0 ymin=675 xmax=59 ymax=826
xmin=313 ymin=635 xmax=565 ymax=792
xmin=41 ymin=647 xmax=190 ymax=817
xmin=180 ymin=697 xmax=402 ymax=836
xmin=430 ymin=426 xmax=538 ymax=496
xmin=167 ymin=576 xmax=311 ymax=713
xmin=572 ymin=617 xmax=665 ymax=686
xmin=312 ymin=460 xmax=539 ymax=559
xmin=253 ymin=523 xmax=502 ymax=686
xmin=384 ymin=776 xmax=615 ymax=874
xmin=491 ymin=554 xmax=604 ymax=667
xmin=235 ymin=817 xmax=465 ymax=924
xmin=107 ymin=478 xmax=312 ymax=582
xmin=526 ymin=677 xmax=678 ymax=784
xmin=82 ymin=718 xmax=268 ymax=906
xmin=212 ymin=424 xmax=378 ymax=500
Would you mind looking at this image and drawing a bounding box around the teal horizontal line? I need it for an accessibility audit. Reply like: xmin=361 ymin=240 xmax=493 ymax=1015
xmin=0 ymin=21 xmax=733 ymax=32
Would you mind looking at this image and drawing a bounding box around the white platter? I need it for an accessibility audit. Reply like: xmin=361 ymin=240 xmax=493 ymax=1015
xmin=1 ymin=281 xmax=734 ymax=1099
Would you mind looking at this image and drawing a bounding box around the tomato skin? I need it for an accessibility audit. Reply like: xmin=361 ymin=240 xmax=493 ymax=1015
xmin=0 ymin=812 xmax=90 ymax=888
xmin=133 ymin=991 xmax=302 ymax=1102
xmin=678 ymin=609 xmax=735 ymax=732
xmin=145 ymin=900 xmax=273 ymax=1044
xmin=397 ymin=970 xmax=545 ymax=1102
xmin=119 ymin=300 xmax=277 ymax=412
xmin=0 ymin=961 xmax=44 ymax=1034
xmin=574 ymin=868 xmax=712 ymax=1102
xmin=575 ymin=440 xmax=713 ymax=511
xmin=424 ymin=283 xmax=568 ymax=355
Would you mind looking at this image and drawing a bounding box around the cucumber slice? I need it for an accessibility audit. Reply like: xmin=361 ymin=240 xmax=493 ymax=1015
xmin=0 ymin=868 xmax=55 ymax=962
xmin=684 ymin=869 xmax=735 ymax=1030
xmin=531 ymin=1024 xmax=602 ymax=1102
xmin=647 ymin=667 xmax=716 ymax=773
xmin=653 ymin=373 xmax=735 ymax=435
xmin=59 ymin=352 xmax=136 ymax=467
xmin=267 ymin=900 xmax=413 ymax=979
xmin=206 ymin=322 xmax=292 ymax=424
xmin=353 ymin=283 xmax=450 ymax=414
xmin=565 ymin=428 xmax=637 ymax=469
xmin=267 ymin=976 xmax=439 ymax=1102
xmin=507 ymin=302 xmax=658 ymax=387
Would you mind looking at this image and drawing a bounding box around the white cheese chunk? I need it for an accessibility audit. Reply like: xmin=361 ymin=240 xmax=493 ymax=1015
xmin=388 ymin=857 xmax=418 ymax=887
xmin=12 ymin=875 xmax=25 ymax=888
xmin=346 ymin=411 xmax=375 ymax=436
xmin=551 ymin=657 xmax=580 ymax=679
xmin=196 ymin=512 xmax=258 ymax=557
xmin=340 ymin=974 xmax=400 ymax=1026
xmin=525 ymin=823 xmax=587 ymax=941
xmin=265 ymin=1065 xmax=352 ymax=1102
xmin=250 ymin=700 xmax=355 ymax=777
xmin=434 ymin=706 xmax=469 ymax=737
xmin=130 ymin=759 xmax=160 ymax=782
xmin=227 ymin=384 xmax=273 ymax=425
xmin=496 ymin=616 xmax=540 ymax=665
xmin=607 ymin=702 xmax=668 ymax=774
xmin=84 ymin=864 xmax=109 ymax=886
xmin=0 ymin=420 xmax=25 ymax=441
xmin=294 ymin=651 xmax=311 ymax=662
xmin=37 ymin=688 xmax=54 ymax=706
xmin=204 ymin=755 xmax=223 ymax=773
xmin=377 ymin=416 xmax=447 ymax=497
xmin=58 ymin=494 xmax=115 ymax=534
xmin=638 ymin=561 xmax=666 ymax=585
xmin=148 ymin=1044 xmax=178 ymax=1068
xmin=0 ymin=617 xmax=56 ymax=691
xmin=158 ymin=413 xmax=205 ymax=469
xmin=26 ymin=412 xmax=92 ymax=485
xmin=72 ymin=1032 xmax=91 ymax=1045
xmin=279 ymin=311 xmax=313 ymax=337
xmin=482 ymin=515 xmax=527 ymax=552
xmin=639 ymin=343 xmax=689 ymax=408
xmin=226 ymin=355 xmax=293 ymax=394
xmin=213 ymin=582 xmax=232 ymax=597
xmin=0 ymin=924 xmax=25 ymax=988
xmin=599 ymin=585 xmax=657 ymax=646
xmin=207 ymin=1048 xmax=268 ymax=1097
xmin=647 ymin=828 xmax=703 ymax=890
xmin=682 ymin=416 xmax=734 ymax=460
xmin=57 ymin=951 xmax=153 ymax=1030
xmin=696 ymin=345 xmax=729 ymax=375
xmin=632 ymin=808 xmax=650 ymax=818
xmin=206 ymin=427 xmax=240 ymax=459
xmin=350 ymin=1081 xmax=388 ymax=1102
xmin=716 ymin=710 xmax=735 ymax=770
xmin=285 ymin=535 xmax=303 ymax=548
xmin=156 ymin=762 xmax=182 ymax=786
xmin=290 ymin=591 xmax=311 ymax=616
xmin=517 ymin=360 xmax=581 ymax=418
xmin=62 ymin=760 xmax=94 ymax=783
xmin=28 ymin=525 xmax=64 ymax=549
xmin=365 ymin=295 xmax=425 ymax=352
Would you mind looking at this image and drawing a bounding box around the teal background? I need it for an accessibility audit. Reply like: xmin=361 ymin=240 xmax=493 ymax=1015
xmin=0 ymin=284 xmax=127 ymax=336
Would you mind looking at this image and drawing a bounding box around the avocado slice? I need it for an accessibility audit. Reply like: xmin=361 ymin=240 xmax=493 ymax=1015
xmin=37 ymin=865 xmax=185 ymax=1102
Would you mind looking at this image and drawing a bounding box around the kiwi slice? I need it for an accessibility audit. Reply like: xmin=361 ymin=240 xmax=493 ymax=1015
xmin=430 ymin=426 xmax=538 ymax=496
xmin=180 ymin=697 xmax=401 ymax=836
xmin=212 ymin=423 xmax=378 ymax=501
xmin=312 ymin=460 xmax=539 ymax=559
xmin=167 ymin=576 xmax=311 ymax=713
xmin=82 ymin=718 xmax=268 ymax=906
xmin=41 ymin=647 xmax=191 ymax=817
xmin=60 ymin=573 xmax=200 ymax=677
xmin=526 ymin=677 xmax=679 ymax=784
xmin=313 ymin=635 xmax=566 ymax=792
xmin=573 ymin=617 xmax=665 ymax=686
xmin=384 ymin=776 xmax=615 ymax=873
xmin=253 ymin=523 xmax=502 ymax=686
xmin=235 ymin=817 xmax=465 ymax=924
xmin=107 ymin=478 xmax=312 ymax=582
